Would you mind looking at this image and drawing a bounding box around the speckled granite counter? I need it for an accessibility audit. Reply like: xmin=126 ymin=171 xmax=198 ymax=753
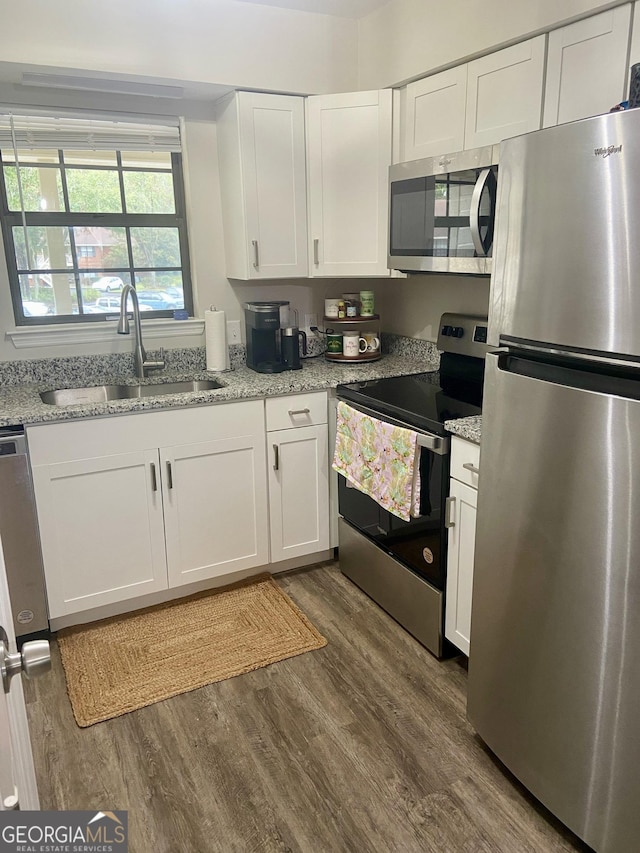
xmin=0 ymin=352 xmax=439 ymax=428
xmin=445 ymin=415 xmax=482 ymax=444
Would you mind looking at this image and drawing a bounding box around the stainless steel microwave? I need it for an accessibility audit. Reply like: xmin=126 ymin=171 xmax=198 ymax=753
xmin=388 ymin=144 xmax=500 ymax=275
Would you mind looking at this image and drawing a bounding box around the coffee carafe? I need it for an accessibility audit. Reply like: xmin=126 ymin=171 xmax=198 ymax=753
xmin=281 ymin=326 xmax=307 ymax=370
xmin=244 ymin=300 xmax=290 ymax=373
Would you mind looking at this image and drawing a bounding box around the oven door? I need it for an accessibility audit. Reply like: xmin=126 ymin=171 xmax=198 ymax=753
xmin=389 ymin=146 xmax=498 ymax=275
xmin=337 ymin=441 xmax=449 ymax=590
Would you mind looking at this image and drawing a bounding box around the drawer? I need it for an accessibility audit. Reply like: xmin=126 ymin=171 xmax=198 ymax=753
xmin=266 ymin=392 xmax=327 ymax=432
xmin=450 ymin=435 xmax=480 ymax=489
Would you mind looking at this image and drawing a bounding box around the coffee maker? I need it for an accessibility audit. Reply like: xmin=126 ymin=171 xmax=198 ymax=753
xmin=244 ymin=301 xmax=307 ymax=373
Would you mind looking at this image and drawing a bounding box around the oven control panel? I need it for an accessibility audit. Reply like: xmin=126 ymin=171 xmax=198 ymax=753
xmin=437 ymin=313 xmax=490 ymax=357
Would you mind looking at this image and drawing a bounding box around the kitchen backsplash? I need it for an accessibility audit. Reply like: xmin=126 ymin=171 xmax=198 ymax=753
xmin=0 ymin=335 xmax=437 ymax=387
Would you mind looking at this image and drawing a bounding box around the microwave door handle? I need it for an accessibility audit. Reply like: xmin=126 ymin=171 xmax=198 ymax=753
xmin=470 ymin=167 xmax=491 ymax=257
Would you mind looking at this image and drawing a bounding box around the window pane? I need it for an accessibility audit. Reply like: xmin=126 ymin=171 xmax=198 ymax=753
xmin=72 ymin=226 xmax=128 ymax=269
xmin=19 ymin=272 xmax=78 ymax=317
xmin=120 ymin=151 xmax=172 ymax=169
xmin=134 ymin=272 xmax=184 ymax=310
xmin=2 ymin=149 xmax=60 ymax=164
xmin=79 ymin=271 xmax=131 ymax=295
xmin=123 ymin=171 xmax=175 ymax=213
xmin=130 ymin=227 xmax=181 ymax=267
xmin=13 ymin=226 xmax=71 ymax=271
xmin=63 ymin=150 xmax=117 ymax=166
xmin=66 ymin=168 xmax=122 ymax=213
xmin=4 ymin=166 xmax=64 ymax=211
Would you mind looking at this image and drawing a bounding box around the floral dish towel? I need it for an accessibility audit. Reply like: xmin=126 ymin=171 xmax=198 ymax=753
xmin=333 ymin=401 xmax=420 ymax=522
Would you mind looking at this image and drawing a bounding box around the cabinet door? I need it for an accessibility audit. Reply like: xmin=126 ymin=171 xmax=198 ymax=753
xmin=465 ymin=36 xmax=545 ymax=148
xmin=543 ymin=5 xmax=632 ymax=128
xmin=402 ymin=67 xmax=467 ymax=160
xmin=307 ymin=90 xmax=392 ymax=277
xmin=445 ymin=477 xmax=478 ymax=656
xmin=31 ymin=450 xmax=167 ymax=619
xmin=162 ymin=434 xmax=269 ymax=587
xmin=268 ymin=424 xmax=330 ymax=563
xmin=238 ymin=92 xmax=308 ymax=279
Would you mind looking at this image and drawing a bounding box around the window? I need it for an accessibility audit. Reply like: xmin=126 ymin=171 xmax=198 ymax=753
xmin=0 ymin=114 xmax=193 ymax=324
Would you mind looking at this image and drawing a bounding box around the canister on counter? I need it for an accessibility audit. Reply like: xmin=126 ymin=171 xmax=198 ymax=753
xmin=325 ymin=297 xmax=340 ymax=319
xmin=360 ymin=290 xmax=375 ymax=316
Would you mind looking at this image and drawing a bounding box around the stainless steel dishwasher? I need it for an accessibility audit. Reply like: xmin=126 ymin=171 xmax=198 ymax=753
xmin=0 ymin=426 xmax=48 ymax=638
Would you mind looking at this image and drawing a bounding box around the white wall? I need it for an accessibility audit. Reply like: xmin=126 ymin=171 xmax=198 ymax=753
xmin=380 ymin=275 xmax=490 ymax=341
xmin=357 ymin=0 xmax=626 ymax=88
xmin=0 ymin=0 xmax=357 ymax=96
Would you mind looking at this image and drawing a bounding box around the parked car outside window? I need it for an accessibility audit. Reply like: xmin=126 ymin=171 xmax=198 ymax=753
xmin=135 ymin=291 xmax=178 ymax=310
xmin=91 ymin=276 xmax=124 ymax=293
xmin=94 ymin=295 xmax=152 ymax=313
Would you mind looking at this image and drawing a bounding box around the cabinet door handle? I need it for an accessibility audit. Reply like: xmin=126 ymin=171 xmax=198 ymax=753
xmin=166 ymin=461 xmax=174 ymax=489
xmin=288 ymin=408 xmax=310 ymax=416
xmin=462 ymin=462 xmax=480 ymax=476
xmin=252 ymin=240 xmax=259 ymax=269
xmin=273 ymin=444 xmax=279 ymax=471
xmin=313 ymin=238 xmax=319 ymax=266
xmin=445 ymin=496 xmax=456 ymax=528
xmin=150 ymin=462 xmax=158 ymax=492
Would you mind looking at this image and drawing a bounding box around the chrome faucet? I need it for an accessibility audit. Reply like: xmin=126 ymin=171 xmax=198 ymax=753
xmin=117 ymin=284 xmax=165 ymax=379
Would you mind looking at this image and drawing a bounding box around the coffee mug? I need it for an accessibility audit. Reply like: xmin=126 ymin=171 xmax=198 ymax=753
xmin=343 ymin=331 xmax=367 ymax=357
xmin=326 ymin=331 xmax=343 ymax=354
xmin=363 ymin=332 xmax=380 ymax=353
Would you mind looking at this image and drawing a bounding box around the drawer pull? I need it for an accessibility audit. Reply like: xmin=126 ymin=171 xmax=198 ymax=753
xmin=462 ymin=462 xmax=480 ymax=476
xmin=273 ymin=444 xmax=280 ymax=471
xmin=288 ymin=408 xmax=310 ymax=416
xmin=445 ymin=496 xmax=456 ymax=528
xmin=150 ymin=462 xmax=157 ymax=492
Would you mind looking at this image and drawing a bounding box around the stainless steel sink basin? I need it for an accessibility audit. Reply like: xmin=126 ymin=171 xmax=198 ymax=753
xmin=40 ymin=379 xmax=223 ymax=406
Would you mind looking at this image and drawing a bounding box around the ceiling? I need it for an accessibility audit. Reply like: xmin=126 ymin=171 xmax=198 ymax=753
xmin=235 ymin=0 xmax=389 ymax=18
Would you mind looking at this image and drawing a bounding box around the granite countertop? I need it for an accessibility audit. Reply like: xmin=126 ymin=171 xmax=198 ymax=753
xmin=445 ymin=415 xmax=482 ymax=444
xmin=0 ymin=352 xmax=439 ymax=428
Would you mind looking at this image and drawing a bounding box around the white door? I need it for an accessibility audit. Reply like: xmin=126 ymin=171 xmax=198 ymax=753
xmin=307 ymin=89 xmax=392 ymax=277
xmin=238 ymin=92 xmax=308 ymax=278
xmin=465 ymin=36 xmax=545 ymax=148
xmin=445 ymin=477 xmax=478 ymax=656
xmin=543 ymin=5 xmax=632 ymax=127
xmin=31 ymin=450 xmax=168 ymax=618
xmin=268 ymin=424 xmax=330 ymax=563
xmin=0 ymin=538 xmax=40 ymax=811
xmin=402 ymin=66 xmax=467 ymax=160
xmin=162 ymin=434 xmax=269 ymax=587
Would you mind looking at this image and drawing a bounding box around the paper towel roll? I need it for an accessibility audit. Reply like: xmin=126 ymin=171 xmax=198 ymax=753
xmin=205 ymin=308 xmax=229 ymax=372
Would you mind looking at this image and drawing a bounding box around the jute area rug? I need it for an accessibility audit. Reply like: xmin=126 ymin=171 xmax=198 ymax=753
xmin=58 ymin=573 xmax=327 ymax=727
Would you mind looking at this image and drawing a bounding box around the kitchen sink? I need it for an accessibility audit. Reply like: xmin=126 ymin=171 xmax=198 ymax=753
xmin=40 ymin=379 xmax=224 ymax=406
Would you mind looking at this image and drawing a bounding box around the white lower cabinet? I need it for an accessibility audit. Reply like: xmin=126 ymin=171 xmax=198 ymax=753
xmin=445 ymin=437 xmax=480 ymax=656
xmin=27 ymin=401 xmax=269 ymax=620
xmin=266 ymin=392 xmax=330 ymax=563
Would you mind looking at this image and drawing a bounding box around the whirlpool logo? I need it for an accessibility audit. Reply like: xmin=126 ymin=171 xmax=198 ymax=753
xmin=594 ymin=144 xmax=623 ymax=157
xmin=0 ymin=810 xmax=128 ymax=852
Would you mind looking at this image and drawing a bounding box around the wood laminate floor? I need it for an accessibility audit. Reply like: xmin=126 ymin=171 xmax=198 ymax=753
xmin=24 ymin=563 xmax=591 ymax=853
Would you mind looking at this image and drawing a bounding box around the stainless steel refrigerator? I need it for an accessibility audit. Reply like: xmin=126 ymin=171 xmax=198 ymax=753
xmin=467 ymin=108 xmax=640 ymax=853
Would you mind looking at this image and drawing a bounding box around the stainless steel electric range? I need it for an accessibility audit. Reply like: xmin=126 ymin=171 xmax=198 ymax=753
xmin=336 ymin=313 xmax=489 ymax=657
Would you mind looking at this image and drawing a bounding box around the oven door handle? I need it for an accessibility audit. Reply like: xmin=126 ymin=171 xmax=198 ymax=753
xmin=336 ymin=398 xmax=450 ymax=455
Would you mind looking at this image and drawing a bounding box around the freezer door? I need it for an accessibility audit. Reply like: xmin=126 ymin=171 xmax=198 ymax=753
xmin=490 ymin=108 xmax=640 ymax=356
xmin=468 ymin=352 xmax=640 ymax=853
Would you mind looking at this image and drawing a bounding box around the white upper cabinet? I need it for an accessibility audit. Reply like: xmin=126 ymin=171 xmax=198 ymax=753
xmin=543 ymin=5 xmax=632 ymax=128
xmin=306 ymin=89 xmax=393 ymax=277
xmin=403 ymin=67 xmax=467 ymax=161
xmin=402 ymin=37 xmax=545 ymax=160
xmin=217 ymin=91 xmax=308 ymax=279
xmin=465 ymin=37 xmax=545 ymax=148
